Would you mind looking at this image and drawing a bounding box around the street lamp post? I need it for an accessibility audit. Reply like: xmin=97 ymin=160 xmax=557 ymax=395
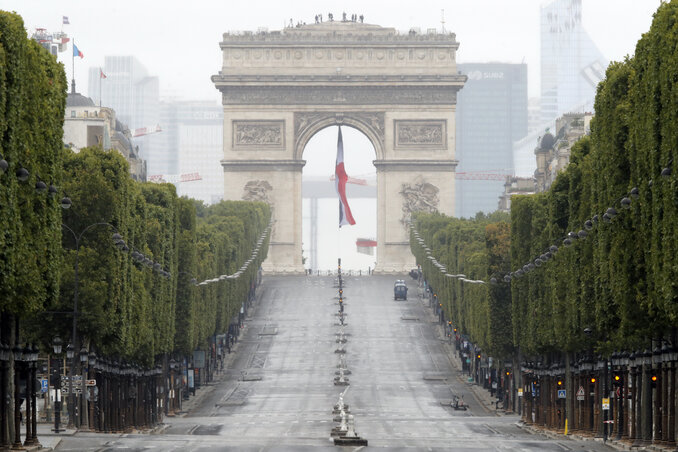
xmin=79 ymin=347 xmax=88 ymax=430
xmin=11 ymin=345 xmax=23 ymax=449
xmin=51 ymin=337 xmax=63 ymax=434
xmin=88 ymin=351 xmax=96 ymax=431
xmin=23 ymin=344 xmax=39 ymax=447
xmin=65 ymin=343 xmax=74 ymax=428
xmin=0 ymin=342 xmax=10 ymax=447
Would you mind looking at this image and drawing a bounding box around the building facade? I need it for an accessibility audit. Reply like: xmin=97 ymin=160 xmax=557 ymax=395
xmin=64 ymin=82 xmax=146 ymax=181
xmin=455 ymin=63 xmax=527 ymax=218
xmin=534 ymin=112 xmax=592 ymax=192
xmin=497 ymin=176 xmax=536 ymax=213
xmin=499 ymin=111 xmax=591 ymax=211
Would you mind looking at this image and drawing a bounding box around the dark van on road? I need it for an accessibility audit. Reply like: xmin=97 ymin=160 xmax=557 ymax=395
xmin=394 ymin=280 xmax=408 ymax=300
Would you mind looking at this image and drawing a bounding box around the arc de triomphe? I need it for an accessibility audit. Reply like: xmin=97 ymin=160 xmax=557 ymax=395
xmin=212 ymin=21 xmax=466 ymax=273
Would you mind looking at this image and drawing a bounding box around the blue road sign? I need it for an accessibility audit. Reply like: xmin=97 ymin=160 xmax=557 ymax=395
xmin=557 ymin=389 xmax=566 ymax=399
xmin=41 ymin=379 xmax=48 ymax=393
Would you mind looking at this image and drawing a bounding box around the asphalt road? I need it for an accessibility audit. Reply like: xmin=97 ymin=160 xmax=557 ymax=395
xmin=53 ymin=274 xmax=616 ymax=451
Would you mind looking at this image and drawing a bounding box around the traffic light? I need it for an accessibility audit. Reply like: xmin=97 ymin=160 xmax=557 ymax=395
xmin=476 ymin=354 xmax=481 ymax=360
xmin=651 ymin=374 xmax=658 ymax=389
xmin=590 ymin=377 xmax=596 ymax=384
xmin=613 ymin=373 xmax=623 ymax=386
xmin=557 ymin=380 xmax=563 ymax=386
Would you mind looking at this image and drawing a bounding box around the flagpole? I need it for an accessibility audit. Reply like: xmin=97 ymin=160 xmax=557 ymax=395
xmin=72 ymin=39 xmax=75 ymax=92
xmin=99 ymin=69 xmax=102 ymax=108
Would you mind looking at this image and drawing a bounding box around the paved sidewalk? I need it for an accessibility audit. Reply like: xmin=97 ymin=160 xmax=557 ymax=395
xmin=33 ymin=423 xmax=76 ymax=451
xmin=32 ymin=292 xmax=260 ymax=449
xmin=172 ymin=329 xmax=245 ymax=419
xmin=416 ymin=286 xmax=509 ymax=416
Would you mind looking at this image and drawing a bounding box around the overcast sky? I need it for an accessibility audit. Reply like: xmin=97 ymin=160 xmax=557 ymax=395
xmin=5 ymin=0 xmax=660 ymax=102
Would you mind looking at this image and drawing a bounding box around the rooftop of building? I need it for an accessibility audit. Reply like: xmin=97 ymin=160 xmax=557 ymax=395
xmin=221 ymin=19 xmax=456 ymax=44
xmin=66 ymin=80 xmax=95 ymax=107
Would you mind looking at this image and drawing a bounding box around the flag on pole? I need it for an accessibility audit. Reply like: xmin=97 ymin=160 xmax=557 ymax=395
xmin=100 ymin=68 xmax=107 ymax=79
xmin=73 ymin=43 xmax=83 ymax=59
xmin=334 ymin=126 xmax=356 ymax=227
xmin=62 ymin=16 xmax=70 ymax=25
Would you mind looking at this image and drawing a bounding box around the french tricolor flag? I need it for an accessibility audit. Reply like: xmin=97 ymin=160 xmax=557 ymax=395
xmin=335 ymin=126 xmax=356 ymax=227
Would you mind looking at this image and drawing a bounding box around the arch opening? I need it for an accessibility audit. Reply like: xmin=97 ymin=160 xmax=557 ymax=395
xmin=301 ymin=125 xmax=377 ymax=273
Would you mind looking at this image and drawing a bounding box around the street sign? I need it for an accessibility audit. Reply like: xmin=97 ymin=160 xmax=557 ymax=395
xmin=517 ymin=388 xmax=523 ymax=397
xmin=602 ymin=398 xmax=610 ymax=410
xmin=40 ymin=379 xmax=48 ymax=393
xmin=193 ymin=350 xmax=206 ymax=369
xmin=576 ymin=386 xmax=585 ymax=401
xmin=86 ymin=379 xmax=96 ymax=387
xmin=557 ymin=389 xmax=566 ymax=399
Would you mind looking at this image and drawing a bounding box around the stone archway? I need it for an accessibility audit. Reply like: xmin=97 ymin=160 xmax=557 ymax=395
xmin=212 ymin=21 xmax=466 ymax=273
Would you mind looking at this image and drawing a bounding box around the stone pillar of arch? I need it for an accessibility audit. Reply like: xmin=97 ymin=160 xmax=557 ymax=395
xmin=213 ymin=21 xmax=466 ymax=274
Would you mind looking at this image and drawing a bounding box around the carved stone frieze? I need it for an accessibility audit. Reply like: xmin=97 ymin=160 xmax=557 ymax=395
xmin=242 ymin=180 xmax=273 ymax=203
xmin=222 ymin=87 xmax=457 ymax=106
xmin=394 ymin=120 xmax=446 ymax=149
xmin=399 ymin=181 xmax=439 ymax=225
xmin=233 ymin=120 xmax=284 ymax=148
xmin=294 ymin=111 xmax=385 ymax=147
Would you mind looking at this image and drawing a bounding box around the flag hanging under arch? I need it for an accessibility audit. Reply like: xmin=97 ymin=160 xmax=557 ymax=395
xmin=335 ymin=126 xmax=356 ymax=227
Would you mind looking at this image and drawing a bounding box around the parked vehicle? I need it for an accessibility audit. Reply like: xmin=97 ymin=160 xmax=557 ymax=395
xmin=394 ymin=280 xmax=408 ymax=300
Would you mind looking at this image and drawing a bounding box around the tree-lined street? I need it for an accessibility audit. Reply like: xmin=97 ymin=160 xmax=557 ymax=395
xmin=52 ymin=275 xmax=614 ymax=450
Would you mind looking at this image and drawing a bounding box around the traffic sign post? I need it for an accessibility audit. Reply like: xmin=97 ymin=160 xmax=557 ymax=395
xmin=557 ymin=389 xmax=566 ymax=399
xmin=576 ymin=386 xmax=585 ymax=401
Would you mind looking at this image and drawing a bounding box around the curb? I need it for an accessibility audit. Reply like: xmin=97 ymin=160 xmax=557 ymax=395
xmin=517 ymin=422 xmax=638 ymax=451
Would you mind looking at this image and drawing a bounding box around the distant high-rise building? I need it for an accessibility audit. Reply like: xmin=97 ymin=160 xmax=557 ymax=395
xmin=540 ymin=0 xmax=607 ymax=123
xmin=88 ymin=56 xmax=161 ymax=173
xmin=455 ymin=63 xmax=527 ymax=218
xmin=156 ymin=101 xmax=223 ymax=204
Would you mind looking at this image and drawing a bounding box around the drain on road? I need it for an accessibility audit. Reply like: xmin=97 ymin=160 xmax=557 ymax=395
xmin=248 ymin=353 xmax=267 ymax=369
xmin=259 ymin=325 xmax=278 ymax=335
xmin=190 ymin=424 xmax=223 ymax=435
xmin=216 ymin=385 xmax=250 ymax=406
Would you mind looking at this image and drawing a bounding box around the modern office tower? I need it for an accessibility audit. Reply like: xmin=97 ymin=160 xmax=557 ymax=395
xmin=455 ymin=63 xmax=527 ymax=218
xmin=88 ymin=56 xmax=161 ymax=173
xmin=156 ymin=101 xmax=224 ymax=204
xmin=540 ymin=0 xmax=607 ymax=124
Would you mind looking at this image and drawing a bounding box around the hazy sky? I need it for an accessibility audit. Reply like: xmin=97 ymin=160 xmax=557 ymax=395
xmin=4 ymin=0 xmax=662 ymax=269
xmin=5 ymin=0 xmax=660 ymax=102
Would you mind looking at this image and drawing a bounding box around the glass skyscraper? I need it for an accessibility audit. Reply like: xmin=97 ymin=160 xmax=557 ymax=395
xmin=540 ymin=0 xmax=607 ymax=123
xmin=455 ymin=63 xmax=528 ymax=218
xmin=158 ymin=101 xmax=224 ymax=204
xmin=88 ymin=56 xmax=161 ymax=174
